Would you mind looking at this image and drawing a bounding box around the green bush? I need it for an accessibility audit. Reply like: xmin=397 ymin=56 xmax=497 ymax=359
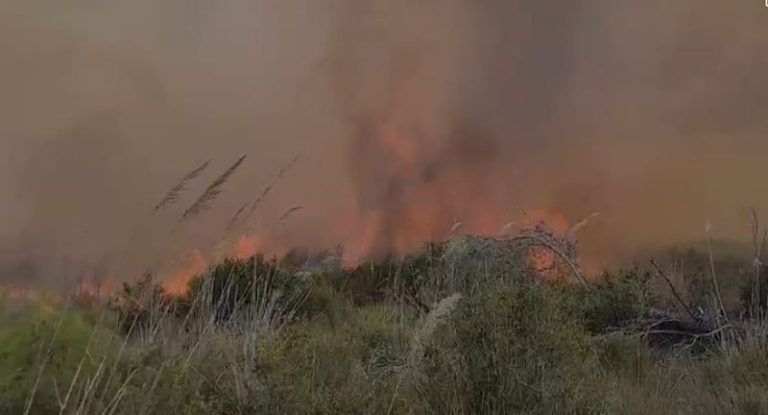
xmin=180 ymin=255 xmax=312 ymax=323
xmin=244 ymin=304 xmax=416 ymax=413
xmin=420 ymin=280 xmax=605 ymax=414
xmin=582 ymin=270 xmax=653 ymax=333
xmin=0 ymin=297 xmax=114 ymax=414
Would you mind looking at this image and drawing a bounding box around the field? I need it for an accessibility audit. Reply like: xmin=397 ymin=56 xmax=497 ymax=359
xmin=3 ymin=227 xmax=768 ymax=415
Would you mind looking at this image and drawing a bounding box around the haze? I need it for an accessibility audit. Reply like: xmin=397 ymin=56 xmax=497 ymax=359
xmin=1 ymin=1 xmax=766 ymax=288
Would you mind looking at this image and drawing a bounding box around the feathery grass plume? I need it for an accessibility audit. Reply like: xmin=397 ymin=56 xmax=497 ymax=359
xmin=277 ymin=154 xmax=301 ymax=178
xmin=240 ymin=154 xmax=301 ymax=225
xmin=498 ymin=221 xmax=517 ymax=236
xmin=278 ymin=205 xmax=303 ymax=221
xmin=225 ymin=202 xmax=251 ymax=232
xmin=388 ymin=293 xmax=462 ymax=414
xmin=180 ymin=155 xmax=247 ymax=221
xmin=569 ymin=212 xmax=601 ymax=235
xmin=409 ymin=293 xmax=463 ymax=362
xmin=152 ymin=160 xmax=211 ymax=212
xmin=249 ymin=185 xmax=272 ymax=213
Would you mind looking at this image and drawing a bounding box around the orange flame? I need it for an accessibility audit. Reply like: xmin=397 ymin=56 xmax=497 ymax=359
xmin=335 ymin=120 xmax=576 ymax=267
xmin=155 ymin=121 xmax=582 ymax=289
xmin=76 ymin=280 xmax=115 ymax=297
xmin=163 ymin=249 xmax=208 ymax=296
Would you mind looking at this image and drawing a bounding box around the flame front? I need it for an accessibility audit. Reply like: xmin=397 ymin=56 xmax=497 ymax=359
xmin=156 ymin=119 xmax=578 ymax=291
xmin=163 ymin=249 xmax=208 ymax=296
xmin=336 ymin=119 xmax=573 ymax=265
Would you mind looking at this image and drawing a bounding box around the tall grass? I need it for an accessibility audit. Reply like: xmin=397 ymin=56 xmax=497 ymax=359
xmin=7 ymin=235 xmax=768 ymax=414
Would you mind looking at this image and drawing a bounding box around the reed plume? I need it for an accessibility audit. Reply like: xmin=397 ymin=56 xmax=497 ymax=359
xmin=153 ymin=160 xmax=211 ymax=212
xmin=181 ymin=155 xmax=247 ymax=221
xmin=240 ymin=154 xmax=301 ymax=225
xmin=225 ymin=202 xmax=251 ymax=232
xmin=279 ymin=205 xmax=303 ymax=221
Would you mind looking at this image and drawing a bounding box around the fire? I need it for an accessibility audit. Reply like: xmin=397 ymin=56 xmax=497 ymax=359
xmin=159 ymin=234 xmax=291 ymax=296
xmin=153 ymin=120 xmax=585 ymax=290
xmin=335 ymin=119 xmax=577 ymax=268
xmin=234 ymin=233 xmax=291 ymax=261
xmin=527 ymin=248 xmax=558 ymax=274
xmin=523 ymin=209 xmax=569 ymax=234
xmin=340 ymin=209 xmax=385 ymax=267
xmin=0 ymin=285 xmax=36 ymax=301
xmin=163 ymin=249 xmax=208 ymax=296
xmin=234 ymin=235 xmax=266 ymax=260
xmin=76 ymin=279 xmax=115 ymax=297
xmin=377 ymin=122 xmax=418 ymax=167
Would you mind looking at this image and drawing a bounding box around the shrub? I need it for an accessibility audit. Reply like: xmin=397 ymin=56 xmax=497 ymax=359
xmin=246 ymin=304 xmax=416 ymax=413
xmin=420 ymin=280 xmax=604 ymax=414
xmin=582 ymin=270 xmax=653 ymax=333
xmin=180 ymin=255 xmax=311 ymax=324
xmin=112 ymin=271 xmax=172 ymax=335
xmin=0 ymin=297 xmax=114 ymax=414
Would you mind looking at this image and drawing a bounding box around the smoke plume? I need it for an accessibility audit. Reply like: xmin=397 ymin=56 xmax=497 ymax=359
xmin=1 ymin=0 xmax=767 ymax=287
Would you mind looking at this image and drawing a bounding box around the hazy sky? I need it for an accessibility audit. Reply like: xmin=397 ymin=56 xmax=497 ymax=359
xmin=1 ymin=1 xmax=767 ymax=286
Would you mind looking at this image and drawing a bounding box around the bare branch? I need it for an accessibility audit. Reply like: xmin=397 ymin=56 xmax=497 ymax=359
xmin=650 ymin=259 xmax=698 ymax=322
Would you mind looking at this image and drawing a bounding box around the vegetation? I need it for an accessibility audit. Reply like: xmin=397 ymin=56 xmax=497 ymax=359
xmin=4 ymin=234 xmax=768 ymax=414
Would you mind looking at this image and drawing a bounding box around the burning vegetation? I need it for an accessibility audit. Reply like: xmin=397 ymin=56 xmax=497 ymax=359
xmin=5 ymin=107 xmax=767 ymax=412
xmin=3 ymin=0 xmax=768 ymax=413
xmin=97 ymin=117 xmax=583 ymax=297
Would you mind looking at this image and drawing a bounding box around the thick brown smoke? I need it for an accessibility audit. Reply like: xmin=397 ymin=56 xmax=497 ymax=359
xmin=1 ymin=1 xmax=767 ymax=288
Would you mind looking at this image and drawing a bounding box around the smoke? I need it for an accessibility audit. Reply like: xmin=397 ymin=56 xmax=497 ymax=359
xmin=1 ymin=0 xmax=767 ymax=287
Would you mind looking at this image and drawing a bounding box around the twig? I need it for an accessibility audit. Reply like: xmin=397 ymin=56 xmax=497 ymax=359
xmin=749 ymin=210 xmax=763 ymax=320
xmin=640 ymin=324 xmax=734 ymax=340
xmin=705 ymin=220 xmax=729 ymax=324
xmin=650 ymin=259 xmax=698 ymax=322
